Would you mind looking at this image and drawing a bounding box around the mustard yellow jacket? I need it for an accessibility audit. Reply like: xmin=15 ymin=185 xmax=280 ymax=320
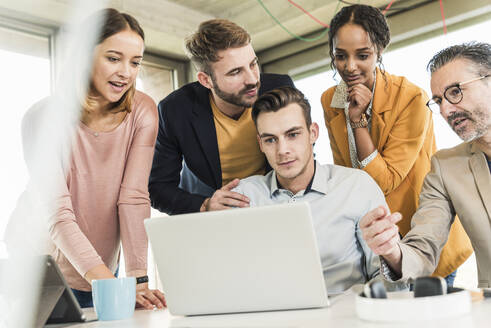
xmin=321 ymin=69 xmax=472 ymax=277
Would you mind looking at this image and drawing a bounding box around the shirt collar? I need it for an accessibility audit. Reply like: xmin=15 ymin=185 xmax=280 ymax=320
xmin=330 ymin=71 xmax=377 ymax=117
xmin=309 ymin=161 xmax=329 ymax=195
xmin=269 ymin=161 xmax=328 ymax=196
xmin=269 ymin=171 xmax=280 ymax=196
xmin=330 ymin=80 xmax=348 ymax=109
xmin=304 ymin=162 xmax=316 ymax=193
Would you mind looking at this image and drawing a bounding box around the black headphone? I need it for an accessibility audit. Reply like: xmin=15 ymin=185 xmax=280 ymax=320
xmin=363 ymin=277 xmax=464 ymax=298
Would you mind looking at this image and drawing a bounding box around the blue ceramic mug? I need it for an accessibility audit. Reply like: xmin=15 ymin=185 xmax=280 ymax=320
xmin=92 ymin=277 xmax=136 ymax=321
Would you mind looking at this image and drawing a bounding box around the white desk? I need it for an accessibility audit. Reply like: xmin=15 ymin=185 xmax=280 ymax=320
xmin=69 ymin=290 xmax=491 ymax=328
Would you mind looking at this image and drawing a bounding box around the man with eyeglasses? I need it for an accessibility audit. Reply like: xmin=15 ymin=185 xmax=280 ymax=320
xmin=359 ymin=42 xmax=491 ymax=287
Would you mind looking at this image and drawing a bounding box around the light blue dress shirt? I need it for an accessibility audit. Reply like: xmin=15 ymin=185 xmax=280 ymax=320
xmin=233 ymin=162 xmax=388 ymax=293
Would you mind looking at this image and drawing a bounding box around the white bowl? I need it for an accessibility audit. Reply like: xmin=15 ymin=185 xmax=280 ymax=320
xmin=355 ymin=290 xmax=471 ymax=322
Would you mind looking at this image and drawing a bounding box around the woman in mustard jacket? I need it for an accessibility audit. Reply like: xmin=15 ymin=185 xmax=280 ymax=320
xmin=321 ymin=4 xmax=472 ymax=282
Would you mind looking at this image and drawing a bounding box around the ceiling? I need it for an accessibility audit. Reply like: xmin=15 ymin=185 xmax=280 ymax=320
xmin=1 ymin=0 xmax=489 ymax=73
xmin=1 ymin=0 xmax=422 ymax=59
xmin=114 ymin=0 xmax=394 ymax=59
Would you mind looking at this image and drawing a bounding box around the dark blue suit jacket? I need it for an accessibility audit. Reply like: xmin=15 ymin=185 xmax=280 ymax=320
xmin=149 ymin=73 xmax=294 ymax=214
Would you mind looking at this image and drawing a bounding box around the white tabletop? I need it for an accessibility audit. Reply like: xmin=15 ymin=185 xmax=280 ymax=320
xmin=68 ymin=290 xmax=491 ymax=328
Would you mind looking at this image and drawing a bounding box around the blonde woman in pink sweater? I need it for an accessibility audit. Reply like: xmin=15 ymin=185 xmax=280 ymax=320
xmin=19 ymin=8 xmax=165 ymax=309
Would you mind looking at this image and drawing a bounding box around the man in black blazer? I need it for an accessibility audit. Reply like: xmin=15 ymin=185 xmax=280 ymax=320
xmin=149 ymin=19 xmax=294 ymax=215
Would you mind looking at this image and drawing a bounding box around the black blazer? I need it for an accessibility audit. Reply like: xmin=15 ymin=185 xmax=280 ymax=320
xmin=149 ymin=73 xmax=294 ymax=215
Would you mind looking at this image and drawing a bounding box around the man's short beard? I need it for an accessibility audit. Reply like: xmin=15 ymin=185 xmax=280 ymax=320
xmin=461 ymin=126 xmax=487 ymax=142
xmin=448 ymin=108 xmax=489 ymax=141
xmin=210 ymin=73 xmax=260 ymax=108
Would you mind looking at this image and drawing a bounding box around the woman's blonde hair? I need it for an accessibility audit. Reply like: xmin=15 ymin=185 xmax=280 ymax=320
xmin=82 ymin=8 xmax=144 ymax=114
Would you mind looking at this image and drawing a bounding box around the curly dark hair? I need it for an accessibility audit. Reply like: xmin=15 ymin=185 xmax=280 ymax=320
xmin=328 ymin=4 xmax=390 ymax=71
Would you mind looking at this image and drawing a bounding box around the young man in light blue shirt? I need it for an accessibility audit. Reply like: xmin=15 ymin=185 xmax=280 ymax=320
xmin=229 ymin=86 xmax=389 ymax=293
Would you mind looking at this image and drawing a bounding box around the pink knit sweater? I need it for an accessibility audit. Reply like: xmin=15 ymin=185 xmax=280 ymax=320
xmin=48 ymin=91 xmax=158 ymax=291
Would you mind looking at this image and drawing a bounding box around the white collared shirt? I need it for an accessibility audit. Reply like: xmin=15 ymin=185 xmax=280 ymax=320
xmin=330 ymin=76 xmax=378 ymax=169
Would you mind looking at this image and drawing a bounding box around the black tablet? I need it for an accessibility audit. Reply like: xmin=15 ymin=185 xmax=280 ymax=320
xmin=36 ymin=255 xmax=88 ymax=327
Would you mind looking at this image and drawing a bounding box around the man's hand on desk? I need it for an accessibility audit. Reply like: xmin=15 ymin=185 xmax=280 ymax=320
xmin=136 ymin=283 xmax=167 ymax=310
xmin=360 ymin=206 xmax=403 ymax=275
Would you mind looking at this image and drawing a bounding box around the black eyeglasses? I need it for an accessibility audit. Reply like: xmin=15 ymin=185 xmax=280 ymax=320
xmin=426 ymin=74 xmax=490 ymax=113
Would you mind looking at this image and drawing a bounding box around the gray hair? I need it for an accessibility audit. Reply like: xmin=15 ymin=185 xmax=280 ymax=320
xmin=427 ymin=42 xmax=491 ymax=75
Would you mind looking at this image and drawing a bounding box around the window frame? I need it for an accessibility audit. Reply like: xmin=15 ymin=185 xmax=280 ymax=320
xmin=0 ymin=11 xmax=57 ymax=93
xmin=142 ymin=52 xmax=188 ymax=89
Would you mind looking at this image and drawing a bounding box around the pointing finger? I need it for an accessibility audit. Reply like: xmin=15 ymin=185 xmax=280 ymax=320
xmin=222 ymin=178 xmax=240 ymax=191
xmin=360 ymin=206 xmax=388 ymax=229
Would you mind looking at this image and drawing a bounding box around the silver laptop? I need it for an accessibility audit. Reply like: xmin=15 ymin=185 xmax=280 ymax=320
xmin=145 ymin=202 xmax=329 ymax=316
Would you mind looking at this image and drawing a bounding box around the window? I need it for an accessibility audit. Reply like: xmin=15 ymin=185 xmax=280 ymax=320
xmin=137 ymin=62 xmax=175 ymax=105
xmin=295 ymin=71 xmax=336 ymax=165
xmin=0 ymin=19 xmax=53 ymax=256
